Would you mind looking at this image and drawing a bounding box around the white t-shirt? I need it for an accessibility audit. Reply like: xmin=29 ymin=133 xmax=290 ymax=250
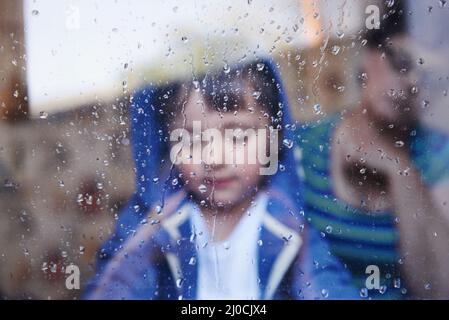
xmin=190 ymin=194 xmax=268 ymax=300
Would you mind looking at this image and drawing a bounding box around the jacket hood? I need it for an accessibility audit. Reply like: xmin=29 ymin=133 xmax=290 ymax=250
xmin=95 ymin=57 xmax=304 ymax=268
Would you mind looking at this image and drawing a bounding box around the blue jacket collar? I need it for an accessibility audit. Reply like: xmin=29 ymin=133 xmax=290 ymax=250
xmin=159 ymin=188 xmax=303 ymax=300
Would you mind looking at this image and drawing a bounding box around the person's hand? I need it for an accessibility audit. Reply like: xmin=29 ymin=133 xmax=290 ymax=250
xmin=332 ymin=118 xmax=414 ymax=212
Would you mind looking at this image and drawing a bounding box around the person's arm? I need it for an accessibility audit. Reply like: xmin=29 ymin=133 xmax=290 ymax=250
xmin=390 ymin=166 xmax=449 ymax=299
xmin=334 ymin=122 xmax=449 ymax=299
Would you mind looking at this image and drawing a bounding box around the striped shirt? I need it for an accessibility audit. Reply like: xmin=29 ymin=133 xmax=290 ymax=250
xmin=295 ymin=114 xmax=449 ymax=299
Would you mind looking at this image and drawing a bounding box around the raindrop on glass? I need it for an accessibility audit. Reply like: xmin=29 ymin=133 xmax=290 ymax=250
xmin=189 ymin=257 xmax=197 ymax=265
xmin=39 ymin=111 xmax=48 ymax=119
xmin=331 ymin=45 xmax=341 ymax=56
xmin=198 ymin=184 xmax=207 ymax=193
xmin=360 ymin=288 xmax=368 ymax=298
xmin=321 ymin=289 xmax=329 ymax=298
xmin=252 ymin=91 xmax=261 ymax=100
xmin=283 ymin=139 xmax=294 ymax=149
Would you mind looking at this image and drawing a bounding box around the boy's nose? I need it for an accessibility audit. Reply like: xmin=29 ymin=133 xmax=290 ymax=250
xmin=203 ymin=158 xmax=225 ymax=171
xmin=201 ymin=136 xmax=224 ymax=165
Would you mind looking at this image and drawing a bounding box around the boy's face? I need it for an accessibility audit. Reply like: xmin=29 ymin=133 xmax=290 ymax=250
xmin=363 ymin=36 xmax=419 ymax=126
xmin=168 ymin=89 xmax=271 ymax=209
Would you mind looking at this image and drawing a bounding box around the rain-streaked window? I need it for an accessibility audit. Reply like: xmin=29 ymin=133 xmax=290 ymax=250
xmin=0 ymin=0 xmax=448 ymax=302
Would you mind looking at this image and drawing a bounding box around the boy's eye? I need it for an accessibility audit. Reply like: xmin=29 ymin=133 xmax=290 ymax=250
xmin=230 ymin=134 xmax=251 ymax=144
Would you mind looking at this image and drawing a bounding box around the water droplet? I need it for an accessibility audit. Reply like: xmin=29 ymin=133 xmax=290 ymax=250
xmin=325 ymin=225 xmax=333 ymax=234
xmin=193 ymin=80 xmax=200 ymax=91
xmin=337 ymin=85 xmax=345 ymax=93
xmin=79 ymin=246 xmax=85 ymax=255
xmin=360 ymin=72 xmax=368 ymax=81
xmin=198 ymin=184 xmax=207 ymax=193
xmin=283 ymin=139 xmax=294 ymax=149
xmin=252 ymin=91 xmax=261 ymax=100
xmin=386 ymin=0 xmax=395 ymax=8
xmin=256 ymin=63 xmax=265 ymax=71
xmin=360 ymin=288 xmax=368 ymax=298
xmin=32 ymin=9 xmax=39 ymax=16
xmin=395 ymin=141 xmax=405 ymax=148
xmin=321 ymin=289 xmax=329 ymax=298
xmin=39 ymin=111 xmax=48 ymax=119
xmin=176 ymin=278 xmax=184 ymax=288
xmin=331 ymin=45 xmax=341 ymax=56
xmin=313 ymin=104 xmax=321 ymax=115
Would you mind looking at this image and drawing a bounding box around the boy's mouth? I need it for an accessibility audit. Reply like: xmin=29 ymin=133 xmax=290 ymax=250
xmin=206 ymin=176 xmax=236 ymax=189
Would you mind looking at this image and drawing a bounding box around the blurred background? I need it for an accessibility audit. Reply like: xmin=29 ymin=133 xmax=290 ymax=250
xmin=0 ymin=0 xmax=448 ymax=299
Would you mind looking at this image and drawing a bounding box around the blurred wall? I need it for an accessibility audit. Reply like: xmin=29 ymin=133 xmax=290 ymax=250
xmin=0 ymin=100 xmax=135 ymax=299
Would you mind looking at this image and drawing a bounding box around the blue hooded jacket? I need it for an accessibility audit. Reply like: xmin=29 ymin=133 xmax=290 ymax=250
xmin=85 ymin=58 xmax=358 ymax=300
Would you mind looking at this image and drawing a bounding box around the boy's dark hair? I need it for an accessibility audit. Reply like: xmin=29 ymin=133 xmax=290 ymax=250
xmin=154 ymin=60 xmax=283 ymax=130
xmin=365 ymin=0 xmax=408 ymax=49
xmin=152 ymin=60 xmax=286 ymax=172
